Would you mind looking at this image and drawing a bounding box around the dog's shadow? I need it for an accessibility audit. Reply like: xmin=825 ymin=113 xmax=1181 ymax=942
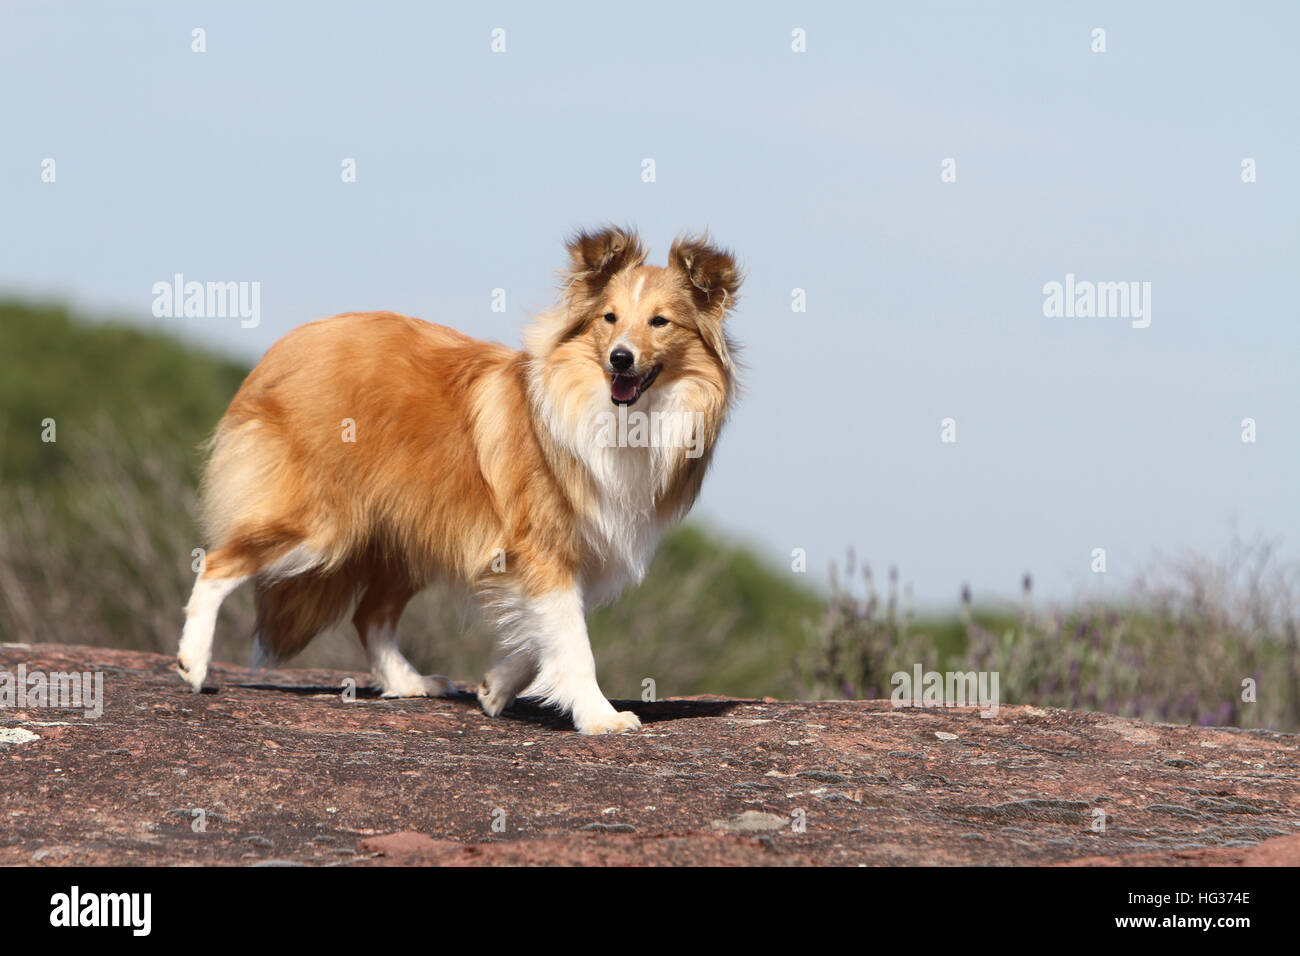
xmin=497 ymin=695 xmax=744 ymax=730
xmin=225 ymin=679 xmax=743 ymax=730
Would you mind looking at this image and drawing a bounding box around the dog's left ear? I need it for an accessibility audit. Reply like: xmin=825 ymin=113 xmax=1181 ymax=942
xmin=668 ymin=233 xmax=743 ymax=319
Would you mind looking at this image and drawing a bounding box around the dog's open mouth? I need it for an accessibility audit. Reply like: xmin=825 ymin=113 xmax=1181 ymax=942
xmin=610 ymin=365 xmax=661 ymax=406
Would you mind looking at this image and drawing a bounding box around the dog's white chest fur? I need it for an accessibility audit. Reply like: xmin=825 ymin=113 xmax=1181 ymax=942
xmin=579 ymin=436 xmax=664 ymax=604
xmin=538 ymin=380 xmax=693 ymax=605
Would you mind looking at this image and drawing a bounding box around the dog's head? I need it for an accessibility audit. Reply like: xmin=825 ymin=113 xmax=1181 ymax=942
xmin=529 ymin=225 xmax=742 ymax=407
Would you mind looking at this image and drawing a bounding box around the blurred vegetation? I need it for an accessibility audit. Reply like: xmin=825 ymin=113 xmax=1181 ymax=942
xmin=0 ymin=300 xmax=248 ymax=486
xmin=806 ymin=548 xmax=1300 ymax=732
xmin=2 ymin=299 xmax=1296 ymax=728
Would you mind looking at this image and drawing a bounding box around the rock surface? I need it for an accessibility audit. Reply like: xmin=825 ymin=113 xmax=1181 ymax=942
xmin=1 ymin=643 xmax=1296 ymax=866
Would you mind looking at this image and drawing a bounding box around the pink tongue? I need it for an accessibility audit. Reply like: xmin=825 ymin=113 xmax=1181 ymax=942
xmin=611 ymin=375 xmax=639 ymax=402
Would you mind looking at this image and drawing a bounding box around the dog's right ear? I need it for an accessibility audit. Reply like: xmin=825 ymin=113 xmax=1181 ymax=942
xmin=562 ymin=226 xmax=646 ymax=295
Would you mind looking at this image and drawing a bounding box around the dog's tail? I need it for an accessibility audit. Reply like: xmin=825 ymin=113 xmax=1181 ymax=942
xmin=251 ymin=571 xmax=356 ymax=667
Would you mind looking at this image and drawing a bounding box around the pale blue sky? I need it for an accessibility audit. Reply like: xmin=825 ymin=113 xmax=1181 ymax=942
xmin=3 ymin=1 xmax=1297 ymax=604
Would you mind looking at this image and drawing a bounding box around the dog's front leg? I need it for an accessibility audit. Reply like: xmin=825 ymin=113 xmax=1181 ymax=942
xmin=519 ymin=587 xmax=641 ymax=735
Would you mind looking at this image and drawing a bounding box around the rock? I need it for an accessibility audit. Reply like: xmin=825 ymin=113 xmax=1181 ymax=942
xmin=356 ymin=831 xmax=465 ymax=863
xmin=31 ymin=846 xmax=73 ymax=863
xmin=0 ymin=642 xmax=1296 ymax=866
xmin=1242 ymin=834 xmax=1300 ymax=865
xmin=1063 ymin=833 xmax=1300 ymax=867
xmin=796 ymin=771 xmax=850 ymax=783
xmin=713 ymin=811 xmax=789 ymax=833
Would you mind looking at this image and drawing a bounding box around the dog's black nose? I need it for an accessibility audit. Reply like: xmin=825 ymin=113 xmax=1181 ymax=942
xmin=609 ymin=348 xmax=634 ymax=371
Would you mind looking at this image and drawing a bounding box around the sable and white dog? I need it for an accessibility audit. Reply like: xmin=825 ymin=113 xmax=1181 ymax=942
xmin=176 ymin=226 xmax=741 ymax=734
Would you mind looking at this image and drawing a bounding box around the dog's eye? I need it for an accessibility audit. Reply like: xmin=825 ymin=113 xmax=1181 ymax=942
xmin=650 ymin=316 xmax=669 ymax=327
xmin=604 ymin=312 xmax=617 ymax=323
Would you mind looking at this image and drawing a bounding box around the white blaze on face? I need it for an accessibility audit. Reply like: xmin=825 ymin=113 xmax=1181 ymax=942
xmin=631 ymin=274 xmax=646 ymax=309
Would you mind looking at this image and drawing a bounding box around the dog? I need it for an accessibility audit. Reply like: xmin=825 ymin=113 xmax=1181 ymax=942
xmin=176 ymin=226 xmax=742 ymax=734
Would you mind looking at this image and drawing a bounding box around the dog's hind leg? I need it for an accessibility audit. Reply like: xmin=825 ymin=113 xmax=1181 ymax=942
xmin=177 ymin=547 xmax=253 ymax=691
xmin=353 ymin=581 xmax=454 ymax=698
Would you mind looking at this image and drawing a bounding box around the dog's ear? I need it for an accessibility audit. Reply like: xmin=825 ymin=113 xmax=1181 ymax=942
xmin=668 ymin=233 xmax=742 ymax=319
xmin=563 ymin=225 xmax=646 ymax=295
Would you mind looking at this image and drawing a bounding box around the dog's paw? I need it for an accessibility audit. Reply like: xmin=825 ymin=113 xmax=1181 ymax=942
xmin=575 ymin=710 xmax=642 ymax=736
xmin=378 ymin=674 xmax=455 ymax=699
xmin=175 ymin=655 xmax=206 ymax=693
xmin=477 ymin=680 xmax=514 ymax=717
